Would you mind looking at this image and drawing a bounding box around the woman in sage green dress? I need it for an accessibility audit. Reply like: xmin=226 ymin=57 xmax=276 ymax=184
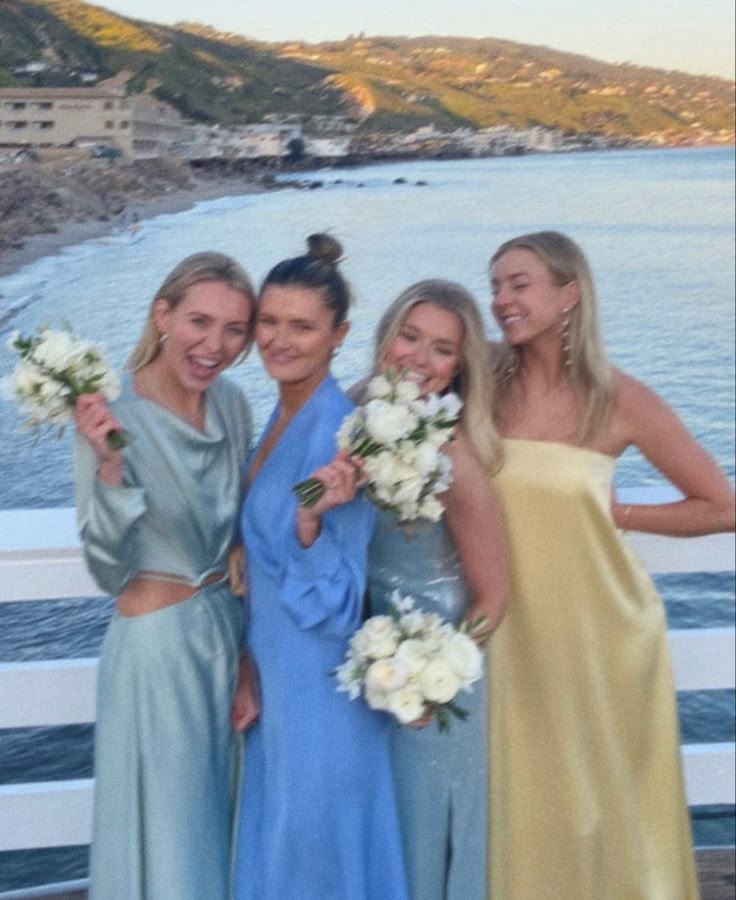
xmin=361 ymin=280 xmax=507 ymax=900
xmin=486 ymin=231 xmax=734 ymax=900
xmin=74 ymin=252 xmax=258 ymax=900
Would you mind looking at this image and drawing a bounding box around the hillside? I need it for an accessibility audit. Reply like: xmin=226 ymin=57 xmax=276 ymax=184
xmin=0 ymin=0 xmax=733 ymax=142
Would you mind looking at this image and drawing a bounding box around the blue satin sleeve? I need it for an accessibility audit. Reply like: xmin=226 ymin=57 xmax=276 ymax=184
xmin=74 ymin=432 xmax=146 ymax=597
xmin=281 ymin=495 xmax=375 ymax=637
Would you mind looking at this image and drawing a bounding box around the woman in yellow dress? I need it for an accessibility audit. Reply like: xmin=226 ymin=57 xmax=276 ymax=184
xmin=486 ymin=231 xmax=734 ymax=900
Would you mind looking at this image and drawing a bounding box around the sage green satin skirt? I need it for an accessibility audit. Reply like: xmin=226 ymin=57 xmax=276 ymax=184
xmin=88 ymin=581 xmax=243 ymax=900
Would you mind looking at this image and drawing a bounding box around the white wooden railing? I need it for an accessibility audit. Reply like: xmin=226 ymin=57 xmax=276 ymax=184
xmin=0 ymin=492 xmax=734 ymax=868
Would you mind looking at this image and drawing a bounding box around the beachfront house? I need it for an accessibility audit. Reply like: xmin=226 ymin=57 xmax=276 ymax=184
xmin=0 ymin=85 xmax=190 ymax=160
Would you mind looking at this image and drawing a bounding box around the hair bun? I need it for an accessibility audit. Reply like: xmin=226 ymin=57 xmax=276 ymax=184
xmin=306 ymin=233 xmax=343 ymax=266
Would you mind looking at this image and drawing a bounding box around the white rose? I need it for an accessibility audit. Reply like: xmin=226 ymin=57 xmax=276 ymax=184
xmin=335 ymin=659 xmax=363 ymax=700
xmin=364 ymin=682 xmax=390 ymax=711
xmin=366 ymin=373 xmax=393 ymax=400
xmin=390 ymin=471 xmax=424 ymax=507
xmin=399 ymin=610 xmax=427 ymax=637
xmin=442 ymin=632 xmax=483 ymax=686
xmin=390 ymin=591 xmax=415 ymax=614
xmin=365 ymin=658 xmax=408 ymax=694
xmin=99 ymin=369 xmax=121 ymax=402
xmin=396 ymin=500 xmax=420 ymax=521
xmin=433 ymin=454 xmax=454 ymax=493
xmin=364 ymin=451 xmax=404 ymax=489
xmin=336 ymin=410 xmax=361 ymax=450
xmin=394 ymin=379 xmax=420 ymax=402
xmin=351 ymin=615 xmax=400 ymax=659
xmin=417 ymin=494 xmax=445 ymax=522
xmin=394 ymin=638 xmax=429 ymax=676
xmin=386 ymin=682 xmax=427 ymax=725
xmin=12 ymin=361 xmax=43 ymax=397
xmin=412 ymin=441 xmax=440 ymax=477
xmin=33 ymin=330 xmax=86 ymax=371
xmin=419 ymin=659 xmax=461 ymax=704
xmin=436 ymin=392 xmax=462 ymax=420
xmin=364 ymin=399 xmax=418 ymax=445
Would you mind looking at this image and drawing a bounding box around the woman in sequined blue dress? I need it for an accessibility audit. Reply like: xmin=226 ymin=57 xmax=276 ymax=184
xmin=360 ymin=280 xmax=508 ymax=900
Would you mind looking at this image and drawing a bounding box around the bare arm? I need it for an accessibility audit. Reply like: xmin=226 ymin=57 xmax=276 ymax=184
xmin=443 ymin=430 xmax=508 ymax=639
xmin=610 ymin=372 xmax=734 ymax=536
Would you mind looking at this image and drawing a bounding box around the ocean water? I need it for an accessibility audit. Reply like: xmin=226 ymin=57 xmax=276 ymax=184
xmin=0 ymin=148 xmax=734 ymax=890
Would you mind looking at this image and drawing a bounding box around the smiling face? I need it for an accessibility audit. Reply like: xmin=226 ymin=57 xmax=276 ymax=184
xmin=490 ymin=247 xmax=578 ymax=346
xmin=381 ymin=301 xmax=464 ymax=397
xmin=154 ymin=279 xmax=252 ymax=394
xmin=255 ymin=285 xmax=349 ymax=390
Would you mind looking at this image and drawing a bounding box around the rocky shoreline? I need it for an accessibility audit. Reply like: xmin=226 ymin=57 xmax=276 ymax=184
xmin=0 ymin=157 xmax=275 ymax=278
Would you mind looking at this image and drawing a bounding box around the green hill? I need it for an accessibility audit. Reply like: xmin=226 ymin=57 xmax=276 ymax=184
xmin=0 ymin=0 xmax=733 ymax=141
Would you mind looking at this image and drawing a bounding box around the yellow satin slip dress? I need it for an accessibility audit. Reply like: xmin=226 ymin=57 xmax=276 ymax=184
xmin=488 ymin=439 xmax=700 ymax=900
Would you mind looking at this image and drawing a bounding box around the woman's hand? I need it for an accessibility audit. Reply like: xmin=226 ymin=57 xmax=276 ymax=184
xmin=227 ymin=544 xmax=247 ymax=598
xmin=296 ymin=450 xmax=366 ymax=547
xmin=75 ymin=392 xmax=124 ymax=485
xmin=407 ymin=711 xmax=434 ymax=729
xmin=231 ymin=652 xmax=260 ymax=732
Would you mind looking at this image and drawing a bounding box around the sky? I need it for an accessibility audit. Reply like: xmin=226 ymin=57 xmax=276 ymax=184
xmin=90 ymin=0 xmax=735 ymax=80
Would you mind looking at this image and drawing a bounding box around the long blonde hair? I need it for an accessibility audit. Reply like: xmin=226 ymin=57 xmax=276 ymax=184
xmin=490 ymin=231 xmax=613 ymax=442
xmin=373 ymin=279 xmax=503 ymax=474
xmin=128 ymin=252 xmax=256 ymax=371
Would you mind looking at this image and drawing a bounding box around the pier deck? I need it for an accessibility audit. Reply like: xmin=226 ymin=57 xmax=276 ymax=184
xmin=22 ymin=848 xmax=736 ymax=900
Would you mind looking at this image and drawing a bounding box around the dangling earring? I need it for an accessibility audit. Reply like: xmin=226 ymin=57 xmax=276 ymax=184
xmin=561 ymin=309 xmax=572 ymax=368
xmin=158 ymin=332 xmax=168 ymax=346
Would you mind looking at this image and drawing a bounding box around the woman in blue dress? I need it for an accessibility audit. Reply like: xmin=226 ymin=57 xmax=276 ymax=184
xmin=361 ymin=280 xmax=507 ymax=900
xmin=74 ymin=252 xmax=257 ymax=900
xmin=233 ymin=234 xmax=408 ymax=900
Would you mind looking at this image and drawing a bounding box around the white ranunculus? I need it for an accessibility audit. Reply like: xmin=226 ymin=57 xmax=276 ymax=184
xmin=386 ymin=682 xmax=427 ymax=725
xmin=442 ymin=632 xmax=483 ymax=685
xmin=365 ymin=658 xmax=409 ymax=694
xmin=419 ymin=658 xmax=461 ymax=704
xmin=364 ymin=399 xmax=418 ymax=445
xmin=351 ymin=615 xmax=401 ymax=659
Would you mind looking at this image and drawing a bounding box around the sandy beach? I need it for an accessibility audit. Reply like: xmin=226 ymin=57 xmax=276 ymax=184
xmin=0 ymin=159 xmax=273 ymax=280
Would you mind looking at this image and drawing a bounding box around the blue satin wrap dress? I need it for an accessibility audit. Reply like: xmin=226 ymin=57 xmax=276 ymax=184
xmin=233 ymin=375 xmax=408 ymax=900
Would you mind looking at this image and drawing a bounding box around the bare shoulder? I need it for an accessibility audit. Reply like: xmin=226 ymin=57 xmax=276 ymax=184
xmin=446 ymin=427 xmax=489 ymax=489
xmin=610 ymin=368 xmax=673 ymax=428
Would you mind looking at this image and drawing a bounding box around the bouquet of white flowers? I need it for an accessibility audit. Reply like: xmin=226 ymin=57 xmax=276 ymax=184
xmin=294 ymin=369 xmax=462 ymax=522
xmin=7 ymin=324 xmax=126 ymax=448
xmin=335 ymin=591 xmax=484 ymax=732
